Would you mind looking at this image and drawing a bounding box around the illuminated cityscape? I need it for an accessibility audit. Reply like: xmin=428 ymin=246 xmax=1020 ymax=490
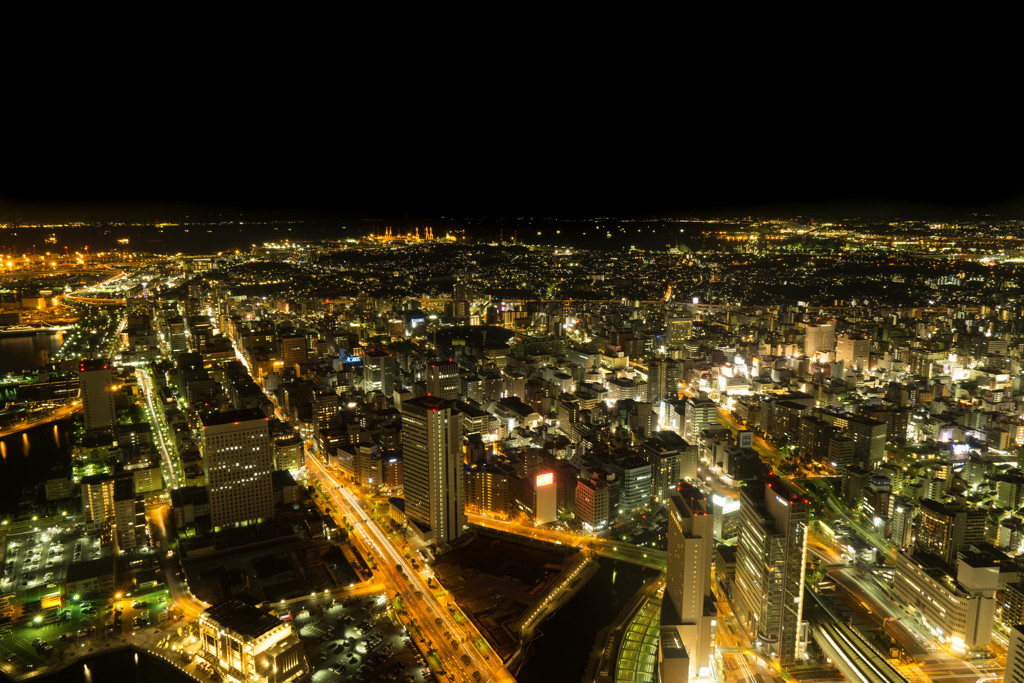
xmin=0 ymin=211 xmax=1022 ymax=683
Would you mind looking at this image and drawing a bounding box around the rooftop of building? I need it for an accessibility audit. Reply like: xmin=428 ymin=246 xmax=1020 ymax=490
xmin=672 ymin=483 xmax=708 ymax=516
xmin=822 ymin=409 xmax=886 ymax=427
xmin=766 ymin=472 xmax=808 ymax=504
xmin=496 ymin=396 xmax=539 ymax=418
xmin=402 ymin=395 xmax=451 ymax=412
xmin=78 ymin=359 xmax=111 ymax=373
xmin=919 ymin=497 xmax=969 ymax=515
xmin=658 ymin=627 xmax=688 ymax=660
xmin=645 ymin=430 xmax=690 ymax=450
xmin=201 ymin=599 xmax=283 ymax=640
xmin=170 ymin=485 xmax=209 ymax=507
xmin=66 ymin=556 xmax=115 ymax=584
xmin=201 ymin=408 xmax=268 ymax=427
xmin=715 ymin=544 xmax=737 ymax=563
xmin=272 ymin=470 xmax=297 ymax=487
xmin=454 ymin=400 xmax=490 ymax=418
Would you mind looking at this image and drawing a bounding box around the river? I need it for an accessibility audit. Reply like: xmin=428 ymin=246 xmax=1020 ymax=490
xmin=516 ymin=558 xmax=656 ymax=683
xmin=0 ymin=649 xmax=194 ymax=683
xmin=0 ymin=419 xmax=73 ymax=516
xmin=0 ymin=333 xmax=64 ymax=375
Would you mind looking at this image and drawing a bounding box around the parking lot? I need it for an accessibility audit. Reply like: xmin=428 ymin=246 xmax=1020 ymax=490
xmin=298 ymin=594 xmax=433 ymax=683
xmin=2 ymin=524 xmax=104 ymax=598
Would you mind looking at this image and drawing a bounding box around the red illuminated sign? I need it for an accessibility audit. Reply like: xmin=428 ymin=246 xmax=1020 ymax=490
xmin=536 ymin=473 xmax=553 ymax=487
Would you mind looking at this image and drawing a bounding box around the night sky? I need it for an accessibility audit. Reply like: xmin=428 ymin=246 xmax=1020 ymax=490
xmin=2 ymin=52 xmax=1021 ymax=223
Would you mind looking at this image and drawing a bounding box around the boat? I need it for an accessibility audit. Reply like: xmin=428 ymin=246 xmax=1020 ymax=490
xmin=0 ymin=324 xmax=74 ymax=337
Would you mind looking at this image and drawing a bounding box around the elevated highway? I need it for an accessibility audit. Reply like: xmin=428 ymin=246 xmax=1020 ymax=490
xmin=465 ymin=512 xmax=666 ymax=570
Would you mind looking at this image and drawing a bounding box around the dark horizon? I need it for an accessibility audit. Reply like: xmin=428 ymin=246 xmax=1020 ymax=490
xmin=6 ymin=192 xmax=1024 ymax=226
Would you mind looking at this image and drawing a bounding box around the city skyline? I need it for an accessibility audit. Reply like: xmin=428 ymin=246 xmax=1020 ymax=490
xmin=0 ymin=206 xmax=1020 ymax=683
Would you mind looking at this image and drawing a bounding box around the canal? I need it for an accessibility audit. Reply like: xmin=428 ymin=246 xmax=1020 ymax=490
xmin=517 ymin=558 xmax=657 ymax=683
xmin=0 ymin=649 xmax=195 ymax=683
xmin=0 ymin=420 xmax=73 ymax=517
xmin=0 ymin=333 xmax=64 ymax=375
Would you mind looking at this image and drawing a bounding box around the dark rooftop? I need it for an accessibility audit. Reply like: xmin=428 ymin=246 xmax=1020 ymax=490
xmin=201 ymin=408 xmax=268 ymax=427
xmin=202 ymin=599 xmax=282 ymax=639
xmin=403 ymin=395 xmax=450 ymax=412
xmin=66 ymin=557 xmax=115 ymax=584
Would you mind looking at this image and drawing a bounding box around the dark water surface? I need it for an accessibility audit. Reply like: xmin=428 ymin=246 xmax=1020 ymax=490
xmin=516 ymin=559 xmax=652 ymax=683
xmin=0 ymin=333 xmax=64 ymax=374
xmin=1 ymin=649 xmax=195 ymax=683
xmin=0 ymin=419 xmax=72 ymax=515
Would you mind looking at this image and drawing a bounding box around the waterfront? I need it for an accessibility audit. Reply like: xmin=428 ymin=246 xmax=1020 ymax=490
xmin=0 ymin=649 xmax=194 ymax=683
xmin=516 ymin=559 xmax=653 ymax=683
xmin=0 ymin=333 xmax=63 ymax=374
xmin=0 ymin=420 xmax=72 ymax=516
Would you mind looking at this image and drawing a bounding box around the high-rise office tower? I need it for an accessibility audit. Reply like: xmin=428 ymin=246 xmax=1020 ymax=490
xmin=664 ymin=483 xmax=716 ymax=679
xmin=735 ymin=474 xmax=809 ymax=665
xmin=81 ymin=474 xmax=115 ymax=526
xmin=665 ymin=315 xmax=693 ymax=347
xmin=1006 ymin=624 xmax=1024 ymax=683
xmin=363 ymin=349 xmax=396 ymax=395
xmin=280 ymin=333 xmax=307 ymax=366
xmin=835 ymin=333 xmax=870 ymax=371
xmin=648 ymin=357 xmax=681 ymax=405
xmin=803 ymin=323 xmax=835 ymax=359
xmin=683 ymin=395 xmax=717 ymax=444
xmin=311 ymin=388 xmax=340 ymax=429
xmin=81 ymin=473 xmax=147 ymax=551
xmin=425 ymin=360 xmax=459 ymax=401
xmin=113 ymin=476 xmax=147 ymax=551
xmin=916 ymin=498 xmax=986 ymax=567
xmin=400 ymin=396 xmax=465 ymax=545
xmin=201 ymin=409 xmax=275 ymax=529
xmin=79 ymin=359 xmax=117 ymax=431
xmin=644 ymin=430 xmax=693 ymax=504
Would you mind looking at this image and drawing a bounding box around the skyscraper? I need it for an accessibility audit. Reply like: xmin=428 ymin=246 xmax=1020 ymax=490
xmin=311 ymin=388 xmax=340 ymax=429
xmin=835 ymin=333 xmax=870 ymax=371
xmin=81 ymin=473 xmax=147 ymax=551
xmin=683 ymin=395 xmax=717 ymax=445
xmin=79 ymin=359 xmax=116 ymax=431
xmin=81 ymin=474 xmax=115 ymax=527
xmin=113 ymin=476 xmax=147 ymax=551
xmin=280 ymin=333 xmax=307 ymax=366
xmin=648 ymin=357 xmax=681 ymax=405
xmin=803 ymin=322 xmax=835 ymax=359
xmin=425 ymin=360 xmax=459 ymax=400
xmin=363 ymin=349 xmax=396 ymax=395
xmin=201 ymin=409 xmax=275 ymax=529
xmin=664 ymin=483 xmax=716 ymax=679
xmin=1006 ymin=624 xmax=1024 ymax=683
xmin=645 ymin=431 xmax=694 ymax=503
xmin=665 ymin=315 xmax=693 ymax=347
xmin=735 ymin=474 xmax=809 ymax=665
xmin=916 ymin=498 xmax=986 ymax=567
xmin=400 ymin=396 xmax=465 ymax=545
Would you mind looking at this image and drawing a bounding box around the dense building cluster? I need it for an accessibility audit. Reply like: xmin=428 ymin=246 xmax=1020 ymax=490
xmin=4 ymin=222 xmax=1024 ymax=682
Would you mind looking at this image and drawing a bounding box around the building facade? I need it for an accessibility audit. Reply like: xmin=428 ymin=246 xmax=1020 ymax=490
xmin=197 ymin=599 xmax=306 ymax=683
xmin=201 ymin=409 xmax=275 ymax=529
xmin=400 ymin=396 xmax=465 ymax=545
xmin=79 ymin=359 xmax=116 ymax=431
xmin=664 ymin=484 xmax=716 ymax=679
xmin=734 ymin=474 xmax=809 ymax=665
